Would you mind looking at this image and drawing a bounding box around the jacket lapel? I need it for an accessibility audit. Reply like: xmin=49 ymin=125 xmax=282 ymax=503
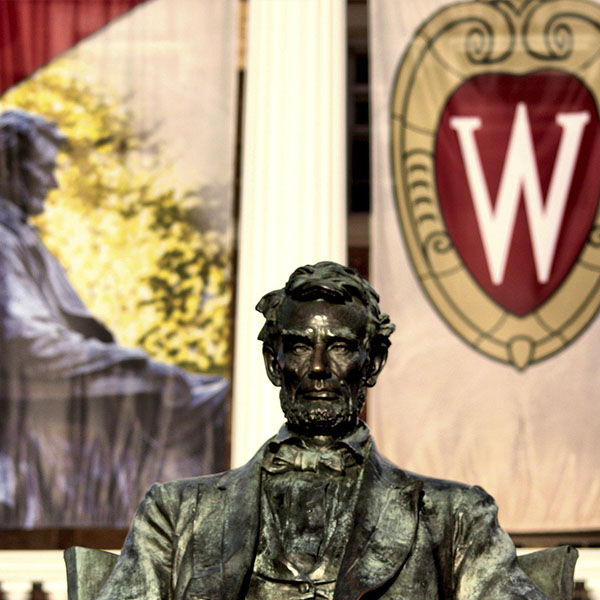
xmin=189 ymin=443 xmax=268 ymax=599
xmin=335 ymin=447 xmax=422 ymax=599
xmin=218 ymin=451 xmax=264 ymax=598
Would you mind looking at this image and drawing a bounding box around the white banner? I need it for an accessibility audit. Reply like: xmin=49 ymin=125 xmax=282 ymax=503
xmin=370 ymin=0 xmax=600 ymax=532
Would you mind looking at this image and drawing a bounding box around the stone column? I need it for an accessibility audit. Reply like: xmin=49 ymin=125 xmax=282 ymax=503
xmin=231 ymin=0 xmax=347 ymax=466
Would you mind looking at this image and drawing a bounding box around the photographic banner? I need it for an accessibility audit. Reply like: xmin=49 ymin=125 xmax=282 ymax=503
xmin=370 ymin=0 xmax=600 ymax=532
xmin=0 ymin=0 xmax=238 ymax=528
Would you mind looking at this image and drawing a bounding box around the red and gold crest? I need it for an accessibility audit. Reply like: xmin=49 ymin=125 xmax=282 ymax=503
xmin=392 ymin=0 xmax=600 ymax=369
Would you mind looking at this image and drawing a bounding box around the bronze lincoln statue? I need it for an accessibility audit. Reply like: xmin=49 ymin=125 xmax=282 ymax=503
xmin=96 ymin=261 xmax=552 ymax=599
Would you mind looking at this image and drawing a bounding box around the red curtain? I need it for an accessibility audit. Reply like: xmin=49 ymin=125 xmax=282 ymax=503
xmin=0 ymin=0 xmax=147 ymax=94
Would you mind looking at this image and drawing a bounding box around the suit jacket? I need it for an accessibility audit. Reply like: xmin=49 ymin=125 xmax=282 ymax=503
xmin=96 ymin=437 xmax=549 ymax=600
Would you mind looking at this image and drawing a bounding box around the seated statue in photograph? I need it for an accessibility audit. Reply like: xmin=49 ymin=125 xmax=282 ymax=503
xmin=95 ymin=261 xmax=550 ymax=599
xmin=0 ymin=109 xmax=227 ymax=527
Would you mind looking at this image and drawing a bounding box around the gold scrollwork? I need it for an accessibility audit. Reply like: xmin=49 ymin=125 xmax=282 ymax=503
xmin=587 ymin=224 xmax=600 ymax=248
xmin=522 ymin=1 xmax=600 ymax=65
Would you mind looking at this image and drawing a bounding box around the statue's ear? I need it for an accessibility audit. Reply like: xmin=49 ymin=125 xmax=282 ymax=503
xmin=263 ymin=345 xmax=282 ymax=387
xmin=365 ymin=347 xmax=387 ymax=388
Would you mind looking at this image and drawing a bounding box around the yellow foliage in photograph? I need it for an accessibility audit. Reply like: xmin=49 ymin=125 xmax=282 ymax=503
xmin=1 ymin=58 xmax=233 ymax=375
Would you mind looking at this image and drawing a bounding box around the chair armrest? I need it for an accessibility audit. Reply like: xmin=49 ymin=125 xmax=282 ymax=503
xmin=64 ymin=546 xmax=119 ymax=600
xmin=517 ymin=545 xmax=579 ymax=600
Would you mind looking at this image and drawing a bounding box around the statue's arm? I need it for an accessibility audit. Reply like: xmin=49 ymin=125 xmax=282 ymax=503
xmin=452 ymin=485 xmax=550 ymax=600
xmin=95 ymin=482 xmax=181 ymax=600
xmin=0 ymin=230 xmax=147 ymax=378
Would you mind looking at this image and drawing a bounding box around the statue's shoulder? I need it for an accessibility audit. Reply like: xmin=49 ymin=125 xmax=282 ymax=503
xmin=0 ymin=214 xmax=23 ymax=249
xmin=371 ymin=445 xmax=494 ymax=510
xmin=145 ymin=444 xmax=267 ymax=508
xmin=0 ymin=201 xmax=24 ymax=232
xmin=136 ymin=472 xmax=234 ymax=525
xmin=153 ymin=467 xmax=238 ymax=497
xmin=141 ymin=473 xmax=222 ymax=507
xmin=0 ymin=211 xmax=35 ymax=266
xmin=158 ymin=471 xmax=225 ymax=493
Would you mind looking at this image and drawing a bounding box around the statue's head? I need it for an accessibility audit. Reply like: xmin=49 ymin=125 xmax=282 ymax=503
xmin=256 ymin=261 xmax=395 ymax=437
xmin=0 ymin=110 xmax=66 ymax=216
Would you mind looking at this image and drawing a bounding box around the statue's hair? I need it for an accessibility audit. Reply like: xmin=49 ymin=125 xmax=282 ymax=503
xmin=0 ymin=109 xmax=66 ymax=175
xmin=256 ymin=261 xmax=395 ymax=356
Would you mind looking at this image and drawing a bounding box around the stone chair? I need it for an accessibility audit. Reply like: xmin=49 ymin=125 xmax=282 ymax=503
xmin=64 ymin=544 xmax=579 ymax=600
xmin=64 ymin=547 xmax=118 ymax=600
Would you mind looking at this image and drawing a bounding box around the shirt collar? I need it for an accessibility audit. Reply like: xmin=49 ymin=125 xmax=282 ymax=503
xmin=270 ymin=420 xmax=372 ymax=464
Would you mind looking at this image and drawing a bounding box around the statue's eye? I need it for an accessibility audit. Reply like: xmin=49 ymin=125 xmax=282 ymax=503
xmin=330 ymin=341 xmax=351 ymax=354
xmin=291 ymin=343 xmax=311 ymax=356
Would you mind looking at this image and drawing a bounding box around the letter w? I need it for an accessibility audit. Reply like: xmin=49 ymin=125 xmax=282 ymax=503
xmin=450 ymin=103 xmax=589 ymax=284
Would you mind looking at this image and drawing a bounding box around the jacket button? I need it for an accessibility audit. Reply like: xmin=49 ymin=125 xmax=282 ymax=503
xmin=298 ymin=582 xmax=310 ymax=593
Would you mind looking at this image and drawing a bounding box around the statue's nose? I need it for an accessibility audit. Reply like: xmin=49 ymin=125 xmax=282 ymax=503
xmin=309 ymin=343 xmax=331 ymax=379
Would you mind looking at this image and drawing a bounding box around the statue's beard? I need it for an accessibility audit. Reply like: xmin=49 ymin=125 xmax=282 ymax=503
xmin=280 ymin=387 xmax=366 ymax=436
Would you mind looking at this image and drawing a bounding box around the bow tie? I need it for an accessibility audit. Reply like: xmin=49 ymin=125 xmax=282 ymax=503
xmin=264 ymin=444 xmax=350 ymax=475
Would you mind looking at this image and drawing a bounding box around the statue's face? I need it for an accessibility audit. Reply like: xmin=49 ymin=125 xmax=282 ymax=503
xmin=272 ymin=297 xmax=371 ymax=436
xmin=17 ymin=135 xmax=59 ymax=216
